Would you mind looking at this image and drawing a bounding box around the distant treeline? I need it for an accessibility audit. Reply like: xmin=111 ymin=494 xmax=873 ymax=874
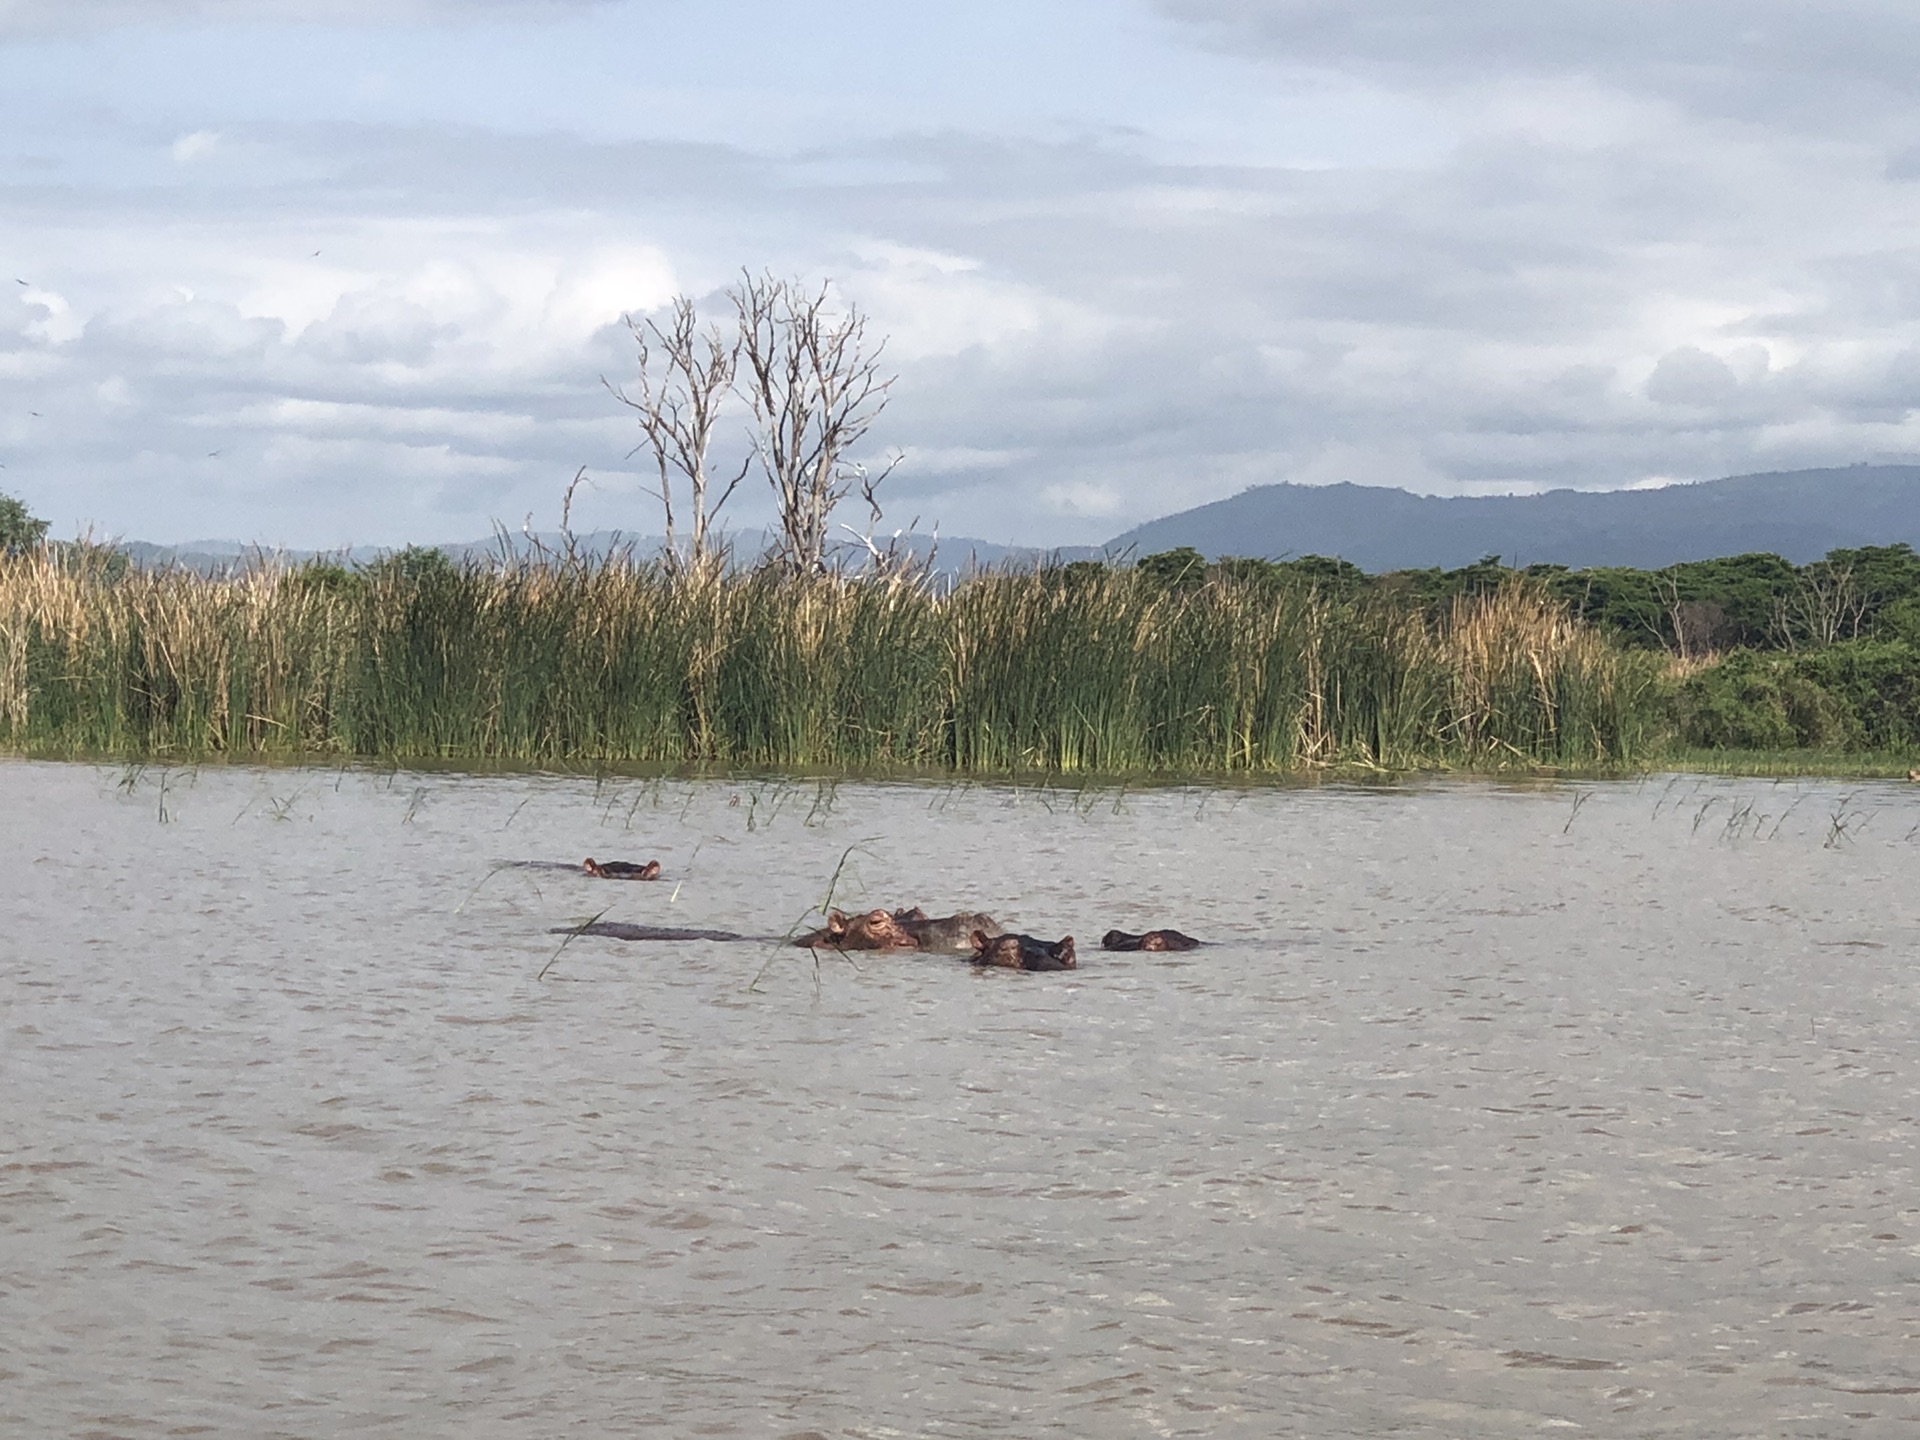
xmin=1124 ymin=545 xmax=1920 ymax=755
xmin=1123 ymin=543 xmax=1920 ymax=654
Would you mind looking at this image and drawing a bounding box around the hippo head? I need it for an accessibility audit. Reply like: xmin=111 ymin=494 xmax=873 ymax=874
xmin=971 ymin=930 xmax=1075 ymax=970
xmin=816 ymin=908 xmax=915 ymax=949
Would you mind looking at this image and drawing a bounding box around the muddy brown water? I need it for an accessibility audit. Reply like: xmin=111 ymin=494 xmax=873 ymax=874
xmin=3 ymin=759 xmax=1919 ymax=1438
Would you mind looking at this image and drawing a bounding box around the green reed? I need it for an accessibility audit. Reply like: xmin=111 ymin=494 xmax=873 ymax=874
xmin=0 ymin=547 xmax=1661 ymax=772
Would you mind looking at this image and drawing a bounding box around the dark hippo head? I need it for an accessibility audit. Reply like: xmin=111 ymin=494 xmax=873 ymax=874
xmin=1101 ymin=928 xmax=1201 ymax=952
xmin=970 ymin=930 xmax=1076 ymax=971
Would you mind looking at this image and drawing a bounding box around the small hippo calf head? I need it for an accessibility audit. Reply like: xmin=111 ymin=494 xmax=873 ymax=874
xmin=1101 ymin=928 xmax=1201 ymax=952
xmin=583 ymin=858 xmax=662 ymax=880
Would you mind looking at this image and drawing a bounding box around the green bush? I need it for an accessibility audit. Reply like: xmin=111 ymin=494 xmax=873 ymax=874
xmin=1674 ymin=640 xmax=1920 ymax=750
xmin=286 ymin=558 xmax=363 ymax=596
xmin=1792 ymin=640 xmax=1920 ymax=748
xmin=1673 ymin=652 xmax=1799 ymax=749
xmin=1874 ymin=595 xmax=1920 ymax=648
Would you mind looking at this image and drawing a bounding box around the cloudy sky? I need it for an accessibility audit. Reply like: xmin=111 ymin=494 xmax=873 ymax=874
xmin=5 ymin=1 xmax=1920 ymax=548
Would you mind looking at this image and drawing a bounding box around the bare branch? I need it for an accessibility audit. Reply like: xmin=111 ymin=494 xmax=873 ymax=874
xmin=606 ymin=294 xmax=741 ymax=572
xmin=732 ymin=271 xmax=897 ymax=573
xmin=560 ymin=465 xmax=589 ymax=568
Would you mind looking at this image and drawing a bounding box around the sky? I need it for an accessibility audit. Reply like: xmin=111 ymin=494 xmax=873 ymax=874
xmin=6 ymin=1 xmax=1920 ymax=548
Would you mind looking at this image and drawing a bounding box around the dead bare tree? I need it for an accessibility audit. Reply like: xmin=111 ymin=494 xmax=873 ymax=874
xmin=1650 ymin=568 xmax=1726 ymax=660
xmin=1672 ymin=599 xmax=1725 ymax=658
xmin=1774 ymin=559 xmax=1867 ymax=649
xmin=608 ymin=296 xmax=745 ymax=572
xmin=732 ymin=273 xmax=897 ymax=573
xmin=1645 ymin=569 xmax=1686 ymax=656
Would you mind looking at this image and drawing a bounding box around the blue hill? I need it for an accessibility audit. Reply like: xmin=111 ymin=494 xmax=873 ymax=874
xmin=1102 ymin=465 xmax=1920 ymax=570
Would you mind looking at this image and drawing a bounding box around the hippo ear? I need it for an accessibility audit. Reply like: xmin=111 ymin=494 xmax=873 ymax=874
xmin=970 ymin=930 xmax=989 ymax=953
xmin=825 ymin=909 xmax=848 ymax=935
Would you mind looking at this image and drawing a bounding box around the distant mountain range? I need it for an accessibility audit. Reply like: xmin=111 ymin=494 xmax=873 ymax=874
xmin=114 ymin=530 xmax=1104 ymax=578
xmin=1106 ymin=465 xmax=1920 ymax=570
xmin=114 ymin=464 xmax=1920 ymax=576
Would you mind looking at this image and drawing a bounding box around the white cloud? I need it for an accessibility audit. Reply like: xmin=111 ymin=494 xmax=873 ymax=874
xmin=900 ymin=445 xmax=1034 ymax=475
xmin=170 ymin=129 xmax=220 ymax=164
xmin=1039 ymin=481 xmax=1124 ymax=517
xmin=17 ymin=286 xmax=81 ymax=344
xmin=847 ymin=243 xmax=1121 ymax=364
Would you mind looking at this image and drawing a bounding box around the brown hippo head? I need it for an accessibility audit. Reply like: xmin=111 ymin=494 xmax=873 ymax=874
xmin=795 ymin=907 xmax=917 ymax=950
xmin=582 ymin=858 xmax=663 ymax=880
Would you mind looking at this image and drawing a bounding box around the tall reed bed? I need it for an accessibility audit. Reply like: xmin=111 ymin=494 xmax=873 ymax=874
xmin=0 ymin=548 xmax=1660 ymax=772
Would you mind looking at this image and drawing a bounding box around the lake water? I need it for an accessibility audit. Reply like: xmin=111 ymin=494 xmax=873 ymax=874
xmin=4 ymin=758 xmax=1919 ymax=1438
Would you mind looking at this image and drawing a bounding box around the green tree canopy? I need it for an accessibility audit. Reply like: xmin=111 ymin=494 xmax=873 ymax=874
xmin=0 ymin=490 xmax=49 ymax=556
xmin=1136 ymin=546 xmax=1208 ymax=589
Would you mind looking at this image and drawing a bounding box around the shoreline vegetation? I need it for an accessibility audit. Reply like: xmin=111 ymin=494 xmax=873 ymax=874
xmin=2 ymin=541 xmax=1918 ymax=779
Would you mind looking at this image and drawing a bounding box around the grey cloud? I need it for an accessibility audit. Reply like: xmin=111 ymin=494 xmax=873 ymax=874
xmin=11 ymin=88 xmax=1920 ymax=549
xmin=1860 ymin=350 xmax=1920 ymax=418
xmin=300 ymin=295 xmax=455 ymax=367
xmin=1646 ymin=347 xmax=1741 ymax=408
xmin=1156 ymin=1 xmax=1920 ymax=125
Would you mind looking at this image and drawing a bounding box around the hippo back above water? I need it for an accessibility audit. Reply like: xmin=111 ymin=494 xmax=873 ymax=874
xmin=892 ymin=907 xmax=1003 ymax=954
xmin=550 ymin=921 xmax=757 ymax=942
